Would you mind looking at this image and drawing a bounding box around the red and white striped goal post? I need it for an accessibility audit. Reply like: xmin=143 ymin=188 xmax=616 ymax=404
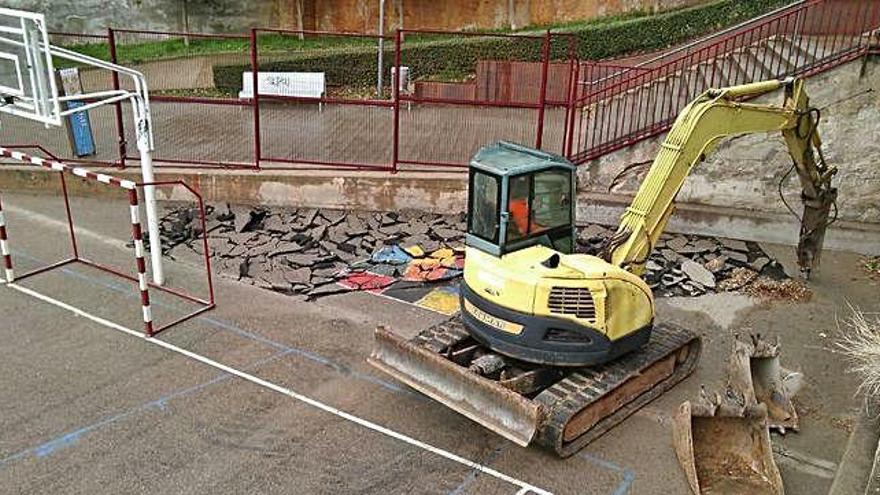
xmin=0 ymin=146 xmax=215 ymax=336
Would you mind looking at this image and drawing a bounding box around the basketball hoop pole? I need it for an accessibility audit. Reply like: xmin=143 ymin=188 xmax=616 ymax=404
xmin=49 ymin=44 xmax=165 ymax=286
xmin=130 ymin=95 xmax=163 ymax=288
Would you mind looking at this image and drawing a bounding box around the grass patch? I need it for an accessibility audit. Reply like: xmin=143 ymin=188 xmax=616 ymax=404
xmin=863 ymin=256 xmax=880 ymax=279
xmin=59 ymin=33 xmax=377 ymax=65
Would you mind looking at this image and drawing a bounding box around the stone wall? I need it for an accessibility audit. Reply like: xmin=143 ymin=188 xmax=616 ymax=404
xmin=7 ymin=0 xmax=705 ymax=35
xmin=5 ymin=0 xmax=283 ymax=34
xmin=578 ymin=58 xmax=880 ymax=226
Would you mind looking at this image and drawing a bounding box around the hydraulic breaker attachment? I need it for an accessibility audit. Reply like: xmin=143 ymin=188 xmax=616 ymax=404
xmin=796 ymin=187 xmax=837 ymax=279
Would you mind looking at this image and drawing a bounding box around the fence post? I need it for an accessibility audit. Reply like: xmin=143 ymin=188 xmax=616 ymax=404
xmin=565 ymin=60 xmax=580 ymax=159
xmin=562 ymin=35 xmax=577 ymax=158
xmin=391 ymin=29 xmax=401 ymax=174
xmin=535 ymin=30 xmax=551 ymax=150
xmin=107 ymin=28 xmax=126 ymax=169
xmin=250 ymin=28 xmax=261 ymax=170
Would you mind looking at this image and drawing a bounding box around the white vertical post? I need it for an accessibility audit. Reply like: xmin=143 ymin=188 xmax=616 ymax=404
xmin=132 ymin=99 xmax=163 ymax=286
xmin=377 ymin=0 xmax=385 ymax=98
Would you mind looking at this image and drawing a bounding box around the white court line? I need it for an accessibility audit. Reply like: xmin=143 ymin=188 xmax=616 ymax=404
xmin=4 ymin=282 xmax=552 ymax=495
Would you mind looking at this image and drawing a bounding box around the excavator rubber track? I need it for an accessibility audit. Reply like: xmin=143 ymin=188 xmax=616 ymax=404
xmin=371 ymin=318 xmax=701 ymax=457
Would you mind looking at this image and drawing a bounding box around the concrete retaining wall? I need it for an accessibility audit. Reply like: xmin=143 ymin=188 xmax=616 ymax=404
xmin=1 ymin=162 xmax=877 ymax=255
xmin=578 ymin=58 xmax=880 ymax=225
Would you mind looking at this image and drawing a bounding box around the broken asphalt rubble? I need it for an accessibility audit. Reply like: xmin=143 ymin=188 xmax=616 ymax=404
xmin=155 ymin=203 xmax=801 ymax=301
xmin=157 ymin=203 xmax=465 ymax=299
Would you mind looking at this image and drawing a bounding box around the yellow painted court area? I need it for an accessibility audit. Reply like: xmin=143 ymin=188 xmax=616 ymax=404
xmin=414 ymin=287 xmax=461 ymax=315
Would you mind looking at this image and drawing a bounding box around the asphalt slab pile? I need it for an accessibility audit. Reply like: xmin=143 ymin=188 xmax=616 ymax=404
xmin=156 ymin=203 xmax=797 ymax=301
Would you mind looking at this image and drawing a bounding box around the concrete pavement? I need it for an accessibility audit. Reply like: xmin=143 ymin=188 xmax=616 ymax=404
xmin=0 ymin=191 xmax=875 ymax=494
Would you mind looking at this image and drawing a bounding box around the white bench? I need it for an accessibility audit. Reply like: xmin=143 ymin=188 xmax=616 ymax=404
xmin=239 ymin=72 xmax=325 ymax=108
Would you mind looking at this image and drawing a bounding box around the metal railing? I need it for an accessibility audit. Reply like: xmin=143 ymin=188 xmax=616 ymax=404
xmin=14 ymin=0 xmax=879 ymax=173
xmin=571 ymin=0 xmax=880 ymax=163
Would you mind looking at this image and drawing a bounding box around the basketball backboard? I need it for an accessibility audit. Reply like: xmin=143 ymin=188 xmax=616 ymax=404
xmin=0 ymin=8 xmax=60 ymax=126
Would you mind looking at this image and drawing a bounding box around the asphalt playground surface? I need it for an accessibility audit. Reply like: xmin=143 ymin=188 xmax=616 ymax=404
xmin=1 ymin=191 xmax=876 ymax=494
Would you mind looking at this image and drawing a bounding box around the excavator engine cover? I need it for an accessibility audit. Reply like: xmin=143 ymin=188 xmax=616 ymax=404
xmin=459 ymin=283 xmax=652 ymax=367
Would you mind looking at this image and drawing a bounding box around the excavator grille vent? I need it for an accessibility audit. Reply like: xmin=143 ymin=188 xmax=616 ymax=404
xmin=547 ymin=287 xmax=596 ymax=321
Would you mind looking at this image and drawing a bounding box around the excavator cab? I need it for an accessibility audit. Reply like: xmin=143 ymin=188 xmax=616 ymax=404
xmin=460 ymin=142 xmax=656 ymax=368
xmin=467 ymin=141 xmax=576 ymax=257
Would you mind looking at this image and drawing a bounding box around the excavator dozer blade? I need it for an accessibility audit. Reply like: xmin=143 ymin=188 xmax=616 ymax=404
xmin=369 ymin=326 xmax=543 ymax=447
xmin=673 ymin=394 xmax=784 ymax=495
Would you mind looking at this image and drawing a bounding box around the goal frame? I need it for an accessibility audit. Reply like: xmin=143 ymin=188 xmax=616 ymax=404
xmin=0 ymin=145 xmax=215 ymax=336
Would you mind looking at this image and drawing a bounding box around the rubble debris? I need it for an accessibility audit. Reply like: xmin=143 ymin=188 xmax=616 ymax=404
xmin=704 ymin=256 xmax=727 ymax=274
xmin=719 ymin=238 xmax=749 ymax=252
xmin=717 ymin=267 xmax=759 ymax=292
xmin=157 ymin=203 xmax=798 ymax=301
xmin=159 ymin=203 xmax=467 ymax=299
xmin=372 ymin=245 xmax=412 ymax=265
xmin=722 ymin=250 xmax=749 ymax=264
xmin=681 ymin=259 xmax=716 ymax=289
xmin=744 ymin=277 xmax=812 ymax=302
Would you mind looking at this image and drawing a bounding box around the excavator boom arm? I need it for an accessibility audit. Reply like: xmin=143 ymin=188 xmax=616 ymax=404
xmin=605 ymin=78 xmax=837 ymax=277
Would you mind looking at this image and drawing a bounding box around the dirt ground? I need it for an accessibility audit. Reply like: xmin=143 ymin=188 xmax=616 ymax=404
xmin=0 ymin=191 xmax=876 ymax=494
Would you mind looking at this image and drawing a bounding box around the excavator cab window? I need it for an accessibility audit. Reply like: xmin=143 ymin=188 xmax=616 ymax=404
xmin=468 ymin=169 xmax=501 ymax=244
xmin=505 ymin=168 xmax=574 ymax=254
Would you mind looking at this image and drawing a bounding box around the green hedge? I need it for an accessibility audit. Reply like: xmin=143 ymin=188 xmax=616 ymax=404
xmin=214 ymin=0 xmax=793 ymax=93
xmin=562 ymin=0 xmax=792 ymax=60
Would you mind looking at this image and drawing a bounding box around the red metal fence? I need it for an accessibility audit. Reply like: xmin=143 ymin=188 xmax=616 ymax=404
xmin=3 ymin=0 xmax=877 ymax=173
xmin=252 ymin=28 xmax=394 ymax=171
xmin=570 ymin=0 xmax=880 ymax=163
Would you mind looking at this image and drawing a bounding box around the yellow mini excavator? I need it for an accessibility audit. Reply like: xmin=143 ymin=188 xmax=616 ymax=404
xmin=369 ymin=78 xmax=838 ymax=456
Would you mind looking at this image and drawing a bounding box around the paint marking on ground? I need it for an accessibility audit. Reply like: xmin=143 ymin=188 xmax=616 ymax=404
xmin=448 ymin=444 xmax=506 ymax=495
xmin=7 ymin=220 xmax=632 ymax=491
xmin=0 ymin=347 xmax=298 ymax=468
xmin=579 ymin=452 xmax=636 ymax=495
xmin=772 ymin=444 xmax=837 ymax=479
xmin=415 ymin=285 xmax=461 ymax=316
xmin=14 ymin=251 xmax=416 ymax=398
xmin=5 ymin=282 xmax=553 ymax=495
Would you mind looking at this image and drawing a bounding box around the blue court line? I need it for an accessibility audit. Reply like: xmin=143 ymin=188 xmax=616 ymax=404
xmin=13 ymin=252 xmax=414 ymax=397
xmin=448 ymin=444 xmax=505 ymax=495
xmin=579 ymin=452 xmax=636 ymax=495
xmin=0 ymin=347 xmax=298 ymax=468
